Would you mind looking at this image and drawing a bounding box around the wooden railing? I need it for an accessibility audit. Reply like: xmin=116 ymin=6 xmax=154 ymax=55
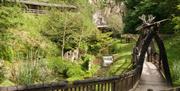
xmin=24 ymin=9 xmax=47 ymax=14
xmin=6 ymin=0 xmax=77 ymax=14
xmin=151 ymin=53 xmax=166 ymax=78
xmin=0 ymin=67 xmax=141 ymax=91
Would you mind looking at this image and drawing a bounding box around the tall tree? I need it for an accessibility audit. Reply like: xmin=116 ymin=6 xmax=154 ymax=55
xmin=173 ymin=5 xmax=180 ymax=31
xmin=123 ymin=0 xmax=179 ymax=33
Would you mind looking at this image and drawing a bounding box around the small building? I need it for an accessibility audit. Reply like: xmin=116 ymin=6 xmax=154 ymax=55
xmin=6 ymin=0 xmax=77 ymax=14
xmin=102 ymin=56 xmax=113 ymax=67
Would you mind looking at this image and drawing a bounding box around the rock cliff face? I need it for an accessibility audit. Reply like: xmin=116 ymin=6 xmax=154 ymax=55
xmin=89 ymin=0 xmax=126 ymax=15
xmin=93 ymin=10 xmax=107 ymax=27
xmin=89 ymin=0 xmax=127 ymax=32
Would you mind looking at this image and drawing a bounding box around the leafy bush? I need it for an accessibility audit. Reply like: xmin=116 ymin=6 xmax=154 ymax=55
xmin=0 ymin=14 xmax=17 ymax=61
xmin=106 ymin=14 xmax=123 ymax=37
xmin=109 ymin=40 xmax=122 ymax=54
xmin=87 ymin=32 xmax=113 ymax=55
xmin=48 ymin=57 xmax=86 ymax=80
xmin=123 ymin=0 xmax=179 ymax=33
xmin=165 ymin=33 xmax=180 ymax=85
xmin=48 ymin=57 xmax=68 ymax=77
xmin=0 ymin=0 xmax=122 ymax=85
xmin=81 ymin=54 xmax=95 ymax=71
xmin=0 ymin=5 xmax=58 ymax=61
xmin=67 ymin=65 xmax=85 ymax=78
xmin=0 ymin=29 xmax=58 ymax=62
xmin=0 ymin=6 xmax=22 ymax=31
xmin=172 ymin=5 xmax=180 ymax=31
xmin=17 ymin=62 xmax=39 ymax=85
xmin=171 ymin=60 xmax=180 ymax=85
xmin=0 ymin=60 xmax=5 ymax=83
xmin=16 ymin=59 xmax=51 ymax=85
xmin=0 ymin=44 xmax=14 ymax=62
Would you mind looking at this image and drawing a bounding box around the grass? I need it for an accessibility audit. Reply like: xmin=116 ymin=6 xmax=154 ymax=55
xmin=107 ymin=41 xmax=135 ymax=76
xmin=0 ymin=80 xmax=15 ymax=86
xmin=164 ymin=33 xmax=180 ymax=86
xmin=29 ymin=0 xmax=66 ymax=4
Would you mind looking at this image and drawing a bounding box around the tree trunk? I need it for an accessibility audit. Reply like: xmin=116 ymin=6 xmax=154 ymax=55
xmin=77 ymin=28 xmax=83 ymax=59
xmin=62 ymin=30 xmax=66 ymax=57
xmin=62 ymin=14 xmax=67 ymax=58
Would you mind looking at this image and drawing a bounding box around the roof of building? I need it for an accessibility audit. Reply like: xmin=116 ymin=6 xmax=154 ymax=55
xmin=7 ymin=0 xmax=77 ymax=9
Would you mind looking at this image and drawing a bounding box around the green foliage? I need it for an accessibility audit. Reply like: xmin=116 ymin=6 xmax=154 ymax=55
xmin=124 ymin=0 xmax=140 ymax=9
xmin=123 ymin=0 xmax=179 ymax=33
xmin=87 ymin=32 xmax=113 ymax=55
xmin=43 ymin=7 xmax=113 ymax=56
xmin=86 ymin=64 xmax=100 ymax=77
xmin=165 ymin=33 xmax=180 ymax=85
xmin=0 ymin=6 xmax=59 ymax=61
xmin=0 ymin=28 xmax=58 ymax=61
xmin=48 ymin=57 xmax=86 ymax=80
xmin=0 ymin=61 xmax=5 ymax=83
xmin=109 ymin=40 xmax=122 ymax=54
xmin=106 ymin=14 xmax=123 ymax=37
xmin=0 ymin=5 xmax=22 ymax=31
xmin=17 ymin=62 xmax=39 ymax=85
xmin=107 ymin=42 xmax=134 ymax=76
xmin=0 ymin=44 xmax=14 ymax=62
xmin=171 ymin=61 xmax=180 ymax=85
xmin=81 ymin=54 xmax=95 ymax=71
xmin=43 ymin=11 xmax=83 ymax=50
xmin=48 ymin=57 xmax=68 ymax=78
xmin=16 ymin=59 xmax=52 ymax=85
xmin=173 ymin=16 xmax=180 ymax=30
xmin=0 ymin=0 xmax=127 ymax=86
xmin=67 ymin=65 xmax=85 ymax=78
xmin=172 ymin=5 xmax=180 ymax=31
xmin=0 ymin=5 xmax=60 ymax=85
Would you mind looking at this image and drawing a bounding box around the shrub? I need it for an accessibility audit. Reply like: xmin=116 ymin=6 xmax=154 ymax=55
xmin=66 ymin=64 xmax=86 ymax=81
xmin=48 ymin=57 xmax=86 ymax=80
xmin=16 ymin=59 xmax=51 ymax=85
xmin=67 ymin=65 xmax=85 ymax=78
xmin=110 ymin=40 xmax=121 ymax=54
xmin=0 ymin=60 xmax=5 ymax=83
xmin=0 ymin=6 xmax=22 ymax=31
xmin=16 ymin=62 xmax=39 ymax=85
xmin=106 ymin=14 xmax=123 ymax=37
xmin=81 ymin=54 xmax=95 ymax=71
xmin=171 ymin=60 xmax=180 ymax=85
xmin=0 ymin=44 xmax=14 ymax=62
xmin=48 ymin=57 xmax=68 ymax=78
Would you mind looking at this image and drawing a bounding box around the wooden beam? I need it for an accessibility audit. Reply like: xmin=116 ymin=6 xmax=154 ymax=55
xmin=6 ymin=0 xmax=77 ymax=12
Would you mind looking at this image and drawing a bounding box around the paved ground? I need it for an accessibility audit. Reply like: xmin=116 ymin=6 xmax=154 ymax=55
xmin=134 ymin=62 xmax=170 ymax=91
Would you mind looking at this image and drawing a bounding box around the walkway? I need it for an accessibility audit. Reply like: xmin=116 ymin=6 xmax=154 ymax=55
xmin=135 ymin=62 xmax=170 ymax=91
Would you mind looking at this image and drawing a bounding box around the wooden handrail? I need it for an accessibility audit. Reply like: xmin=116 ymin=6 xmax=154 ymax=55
xmin=6 ymin=0 xmax=77 ymax=9
xmin=6 ymin=0 xmax=78 ymax=14
xmin=0 ymin=67 xmax=141 ymax=91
